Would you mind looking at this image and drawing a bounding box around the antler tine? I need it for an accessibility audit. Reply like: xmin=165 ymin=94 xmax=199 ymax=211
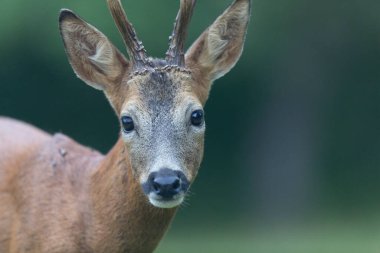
xmin=107 ymin=0 xmax=147 ymax=70
xmin=166 ymin=0 xmax=196 ymax=67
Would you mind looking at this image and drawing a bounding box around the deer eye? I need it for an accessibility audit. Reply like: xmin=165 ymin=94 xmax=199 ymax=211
xmin=190 ymin=110 xmax=204 ymax=126
xmin=121 ymin=116 xmax=135 ymax=133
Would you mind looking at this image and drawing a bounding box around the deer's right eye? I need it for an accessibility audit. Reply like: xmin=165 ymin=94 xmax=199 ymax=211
xmin=121 ymin=116 xmax=135 ymax=133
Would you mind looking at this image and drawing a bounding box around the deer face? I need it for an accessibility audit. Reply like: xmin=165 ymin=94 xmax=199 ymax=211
xmin=59 ymin=0 xmax=250 ymax=208
xmin=118 ymin=69 xmax=205 ymax=208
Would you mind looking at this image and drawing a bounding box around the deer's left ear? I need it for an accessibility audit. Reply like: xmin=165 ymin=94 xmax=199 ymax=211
xmin=59 ymin=9 xmax=129 ymax=91
xmin=185 ymin=0 xmax=251 ymax=82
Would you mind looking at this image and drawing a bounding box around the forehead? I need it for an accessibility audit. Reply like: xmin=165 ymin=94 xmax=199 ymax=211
xmin=124 ymin=68 xmax=196 ymax=114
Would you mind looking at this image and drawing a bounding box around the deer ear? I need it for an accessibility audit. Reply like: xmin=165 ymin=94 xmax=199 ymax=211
xmin=59 ymin=9 xmax=129 ymax=91
xmin=185 ymin=0 xmax=251 ymax=82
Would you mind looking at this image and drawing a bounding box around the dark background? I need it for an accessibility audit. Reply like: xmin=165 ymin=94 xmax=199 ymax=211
xmin=1 ymin=0 xmax=380 ymax=252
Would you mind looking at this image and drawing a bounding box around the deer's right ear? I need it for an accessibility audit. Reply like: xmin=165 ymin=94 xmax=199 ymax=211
xmin=59 ymin=9 xmax=129 ymax=90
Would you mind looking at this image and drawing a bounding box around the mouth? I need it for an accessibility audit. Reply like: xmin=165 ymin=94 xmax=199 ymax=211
xmin=148 ymin=193 xmax=185 ymax=209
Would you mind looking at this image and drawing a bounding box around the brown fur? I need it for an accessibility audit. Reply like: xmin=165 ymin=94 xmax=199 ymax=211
xmin=0 ymin=0 xmax=250 ymax=252
xmin=0 ymin=118 xmax=175 ymax=253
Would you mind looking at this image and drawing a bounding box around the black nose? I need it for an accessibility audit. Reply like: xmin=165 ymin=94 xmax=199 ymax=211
xmin=152 ymin=175 xmax=181 ymax=198
xmin=145 ymin=169 xmax=188 ymax=199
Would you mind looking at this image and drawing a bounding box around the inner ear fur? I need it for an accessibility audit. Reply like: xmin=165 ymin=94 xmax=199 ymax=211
xmin=185 ymin=0 xmax=251 ymax=82
xmin=59 ymin=9 xmax=129 ymax=90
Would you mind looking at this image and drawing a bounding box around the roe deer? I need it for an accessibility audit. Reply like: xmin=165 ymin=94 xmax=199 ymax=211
xmin=0 ymin=0 xmax=251 ymax=252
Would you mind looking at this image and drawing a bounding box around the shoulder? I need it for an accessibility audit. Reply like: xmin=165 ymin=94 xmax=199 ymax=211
xmin=38 ymin=133 xmax=104 ymax=173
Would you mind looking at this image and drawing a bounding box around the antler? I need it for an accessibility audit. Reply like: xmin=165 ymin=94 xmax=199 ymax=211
xmin=166 ymin=0 xmax=196 ymax=67
xmin=107 ymin=0 xmax=148 ymax=70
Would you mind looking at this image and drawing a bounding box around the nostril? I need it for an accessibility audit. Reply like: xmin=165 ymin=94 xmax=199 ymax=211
xmin=172 ymin=178 xmax=180 ymax=190
xmin=152 ymin=180 xmax=161 ymax=193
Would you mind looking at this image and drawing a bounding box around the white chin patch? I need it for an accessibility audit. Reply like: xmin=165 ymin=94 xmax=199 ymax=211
xmin=149 ymin=195 xmax=184 ymax=209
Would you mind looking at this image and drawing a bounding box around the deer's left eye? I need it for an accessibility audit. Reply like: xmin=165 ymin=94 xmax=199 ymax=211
xmin=190 ymin=110 xmax=204 ymax=126
xmin=121 ymin=116 xmax=135 ymax=133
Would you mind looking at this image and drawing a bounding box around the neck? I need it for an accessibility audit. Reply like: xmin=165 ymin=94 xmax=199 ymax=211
xmin=89 ymin=138 xmax=177 ymax=253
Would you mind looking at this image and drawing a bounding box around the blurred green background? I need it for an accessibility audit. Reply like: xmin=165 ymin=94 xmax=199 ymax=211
xmin=1 ymin=0 xmax=380 ymax=252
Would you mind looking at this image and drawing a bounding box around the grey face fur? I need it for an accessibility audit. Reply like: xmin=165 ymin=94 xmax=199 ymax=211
xmin=120 ymin=66 xmax=205 ymax=207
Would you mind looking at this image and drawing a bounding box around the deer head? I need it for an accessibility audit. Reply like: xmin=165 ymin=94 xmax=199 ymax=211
xmin=59 ymin=0 xmax=251 ymax=208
